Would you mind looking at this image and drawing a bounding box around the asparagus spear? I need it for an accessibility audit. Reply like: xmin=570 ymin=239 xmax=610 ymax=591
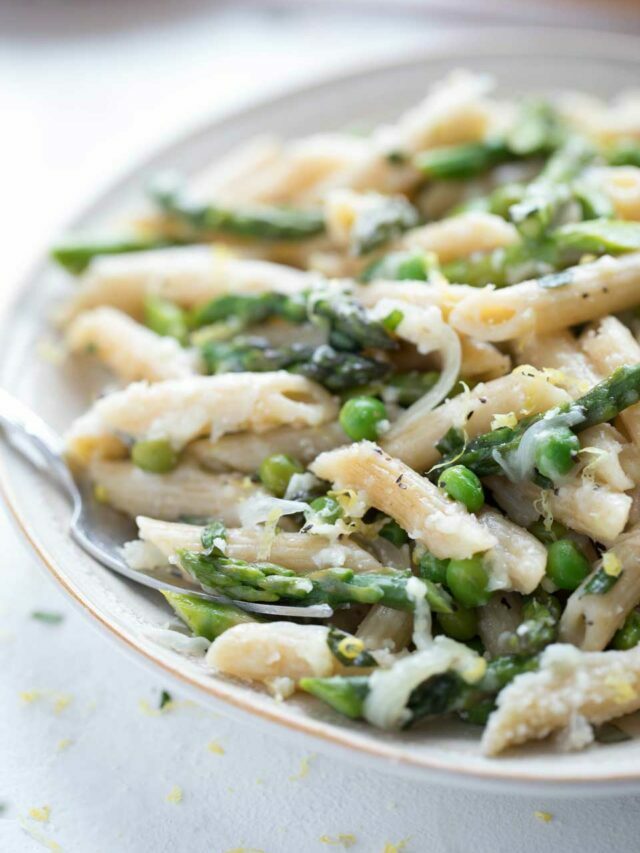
xmin=606 ymin=141 xmax=640 ymax=168
xmin=300 ymin=653 xmax=538 ymax=724
xmin=442 ymin=240 xmax=559 ymax=287
xmin=434 ymin=364 xmax=640 ymax=483
xmin=150 ymin=175 xmax=324 ymax=242
xmin=349 ymin=196 xmax=420 ymax=255
xmin=360 ymin=249 xmax=437 ymax=283
xmin=144 ymin=296 xmax=189 ymax=342
xmin=199 ymin=338 xmax=391 ymax=392
xmin=498 ymin=592 xmax=560 ymax=656
xmin=162 ymin=591 xmax=259 ymax=640
xmin=416 ymin=100 xmax=562 ymax=181
xmin=553 ymin=219 xmax=640 ymax=256
xmin=309 ymin=293 xmax=397 ymax=352
xmin=178 ymin=549 xmax=455 ymax=613
xmin=509 ymin=136 xmax=596 ymax=239
xmin=51 ymin=236 xmax=179 ymax=274
xmin=190 ymin=291 xmax=307 ymax=330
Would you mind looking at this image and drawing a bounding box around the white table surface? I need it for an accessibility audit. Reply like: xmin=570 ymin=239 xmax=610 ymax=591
xmin=3 ymin=3 xmax=640 ymax=851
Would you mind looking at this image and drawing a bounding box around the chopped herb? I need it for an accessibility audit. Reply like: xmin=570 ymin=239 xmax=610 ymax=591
xmin=201 ymin=520 xmax=227 ymax=556
xmin=159 ymin=690 xmax=173 ymax=709
xmin=31 ymin=611 xmax=64 ymax=625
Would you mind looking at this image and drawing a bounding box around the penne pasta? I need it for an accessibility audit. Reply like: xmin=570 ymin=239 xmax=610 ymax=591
xmin=478 ymin=507 xmax=547 ymax=595
xmin=560 ymin=527 xmax=640 ymax=651
xmin=482 ymin=643 xmax=640 ymax=755
xmin=66 ymin=372 xmax=338 ymax=463
xmin=89 ymin=460 xmax=263 ymax=524
xmin=382 ymin=368 xmax=570 ymax=472
xmin=61 ymin=247 xmax=316 ymax=322
xmin=134 ymin=515 xmax=383 ymax=574
xmin=310 ymin=442 xmax=496 ymax=559
xmin=66 ymin=306 xmax=197 ymax=382
xmin=186 ymin=421 xmax=346 ymax=474
xmin=486 ymin=475 xmax=632 ymax=546
xmin=450 ymin=253 xmax=640 ymax=342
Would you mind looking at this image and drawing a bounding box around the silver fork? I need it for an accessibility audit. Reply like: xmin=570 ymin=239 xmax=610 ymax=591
xmin=0 ymin=388 xmax=332 ymax=619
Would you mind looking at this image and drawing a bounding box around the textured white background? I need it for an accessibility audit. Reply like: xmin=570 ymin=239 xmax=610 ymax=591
xmin=2 ymin=3 xmax=640 ymax=851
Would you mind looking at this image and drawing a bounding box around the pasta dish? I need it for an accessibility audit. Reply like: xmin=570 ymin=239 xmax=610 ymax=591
xmin=51 ymin=71 xmax=640 ymax=755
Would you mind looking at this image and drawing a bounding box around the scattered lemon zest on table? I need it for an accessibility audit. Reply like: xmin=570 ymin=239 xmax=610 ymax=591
xmin=166 ymin=785 xmax=183 ymax=804
xmin=289 ymin=753 xmax=316 ymax=781
xmin=207 ymin=740 xmax=225 ymax=755
xmin=383 ymin=839 xmax=409 ymax=853
xmin=20 ymin=689 xmax=43 ymax=704
xmin=534 ymin=811 xmax=553 ymax=823
xmin=319 ymin=833 xmax=357 ymax=848
xmin=20 ymin=819 xmax=62 ymax=852
xmin=56 ymin=738 xmax=73 ymax=752
xmin=53 ymin=693 xmax=72 ymax=714
xmin=28 ymin=805 xmax=51 ymax=823
xmin=224 ymin=848 xmax=265 ymax=853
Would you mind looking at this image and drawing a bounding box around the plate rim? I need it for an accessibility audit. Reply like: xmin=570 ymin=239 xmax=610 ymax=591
xmin=4 ymin=26 xmax=640 ymax=789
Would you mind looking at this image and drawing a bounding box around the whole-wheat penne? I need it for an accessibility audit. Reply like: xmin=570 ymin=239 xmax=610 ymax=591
xmin=89 ymin=461 xmax=263 ymax=524
xmin=580 ymin=316 xmax=640 ymax=446
xmin=478 ymin=507 xmax=547 ymax=594
xmin=450 ymin=253 xmax=640 ymax=342
xmin=61 ymin=248 xmax=316 ymax=322
xmin=66 ymin=307 xmax=197 ymax=382
xmin=66 ymin=372 xmax=338 ymax=463
xmin=403 ymin=212 xmax=518 ymax=263
xmin=560 ymin=527 xmax=640 ymax=651
xmin=486 ymin=475 xmax=632 ymax=546
xmin=482 ymin=643 xmax=640 ymax=755
xmin=477 ymin=593 xmax=523 ymax=657
xmin=134 ymin=516 xmax=383 ymax=573
xmin=207 ymin=622 xmax=336 ymax=691
xmin=356 ymin=606 xmax=413 ymax=653
xmin=186 ymin=422 xmax=346 ymax=474
xmin=310 ymin=442 xmax=496 ymax=559
xmin=382 ymin=368 xmax=570 ymax=472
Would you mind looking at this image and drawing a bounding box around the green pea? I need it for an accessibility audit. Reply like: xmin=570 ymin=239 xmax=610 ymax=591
xmin=528 ymin=519 xmax=568 ymax=545
xmin=612 ymin=610 xmax=640 ymax=650
xmin=379 ymin=519 xmax=409 ymax=547
xmin=417 ymin=551 xmax=449 ymax=586
xmin=258 ymin=453 xmax=304 ymax=497
xmin=437 ymin=607 xmax=478 ymax=641
xmin=307 ymin=496 xmax=343 ymax=524
xmin=546 ymin=539 xmax=590 ymax=590
xmin=131 ymin=438 xmax=178 ymax=474
xmin=535 ymin=426 xmax=580 ymax=482
xmin=339 ymin=396 xmax=388 ymax=442
xmin=437 ymin=465 xmax=485 ymax=512
xmin=446 ymin=557 xmax=491 ymax=608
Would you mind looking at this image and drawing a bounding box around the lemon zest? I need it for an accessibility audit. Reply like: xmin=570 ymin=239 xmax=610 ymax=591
xmin=289 ymin=753 xmax=315 ymax=781
xmin=534 ymin=811 xmax=553 ymax=823
xmin=166 ymin=785 xmax=183 ymax=804
xmin=602 ymin=551 xmax=622 ymax=577
xmin=207 ymin=740 xmax=225 ymax=755
xmin=491 ymin=411 xmax=518 ymax=430
xmin=28 ymin=806 xmax=51 ymax=823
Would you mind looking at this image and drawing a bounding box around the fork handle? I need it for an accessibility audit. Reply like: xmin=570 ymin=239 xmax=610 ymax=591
xmin=0 ymin=387 xmax=79 ymax=503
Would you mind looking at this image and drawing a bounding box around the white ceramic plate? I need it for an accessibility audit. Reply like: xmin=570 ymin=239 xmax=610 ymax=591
xmin=4 ymin=28 xmax=640 ymax=793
